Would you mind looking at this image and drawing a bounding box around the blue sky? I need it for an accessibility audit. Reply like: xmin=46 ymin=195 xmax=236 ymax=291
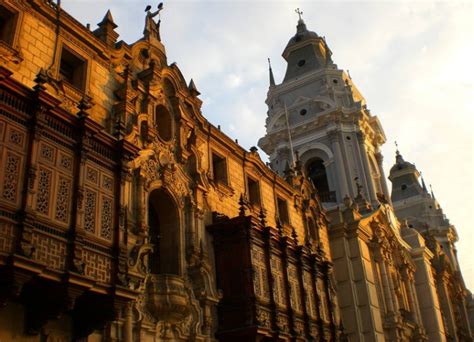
xmin=63 ymin=0 xmax=474 ymax=289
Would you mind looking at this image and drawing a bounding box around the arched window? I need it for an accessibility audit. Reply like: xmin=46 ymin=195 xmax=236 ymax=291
xmin=155 ymin=104 xmax=173 ymax=141
xmin=307 ymin=158 xmax=330 ymax=195
xmin=148 ymin=189 xmax=180 ymax=275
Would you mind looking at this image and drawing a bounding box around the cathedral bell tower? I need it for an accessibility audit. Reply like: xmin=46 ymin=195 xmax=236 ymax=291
xmin=258 ymin=14 xmax=390 ymax=208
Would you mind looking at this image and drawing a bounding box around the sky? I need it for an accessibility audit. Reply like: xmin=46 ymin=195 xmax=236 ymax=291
xmin=62 ymin=1 xmax=474 ymax=289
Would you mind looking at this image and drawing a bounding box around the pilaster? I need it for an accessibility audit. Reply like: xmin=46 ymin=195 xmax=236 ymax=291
xmin=328 ymin=129 xmax=349 ymax=201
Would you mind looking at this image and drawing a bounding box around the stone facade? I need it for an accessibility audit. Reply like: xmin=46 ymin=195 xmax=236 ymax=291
xmin=0 ymin=1 xmax=338 ymax=341
xmin=259 ymin=15 xmax=473 ymax=342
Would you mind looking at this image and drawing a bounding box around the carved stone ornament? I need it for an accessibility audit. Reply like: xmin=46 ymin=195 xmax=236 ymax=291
xmin=134 ymin=274 xmax=204 ymax=341
xmin=129 ymin=240 xmax=153 ymax=275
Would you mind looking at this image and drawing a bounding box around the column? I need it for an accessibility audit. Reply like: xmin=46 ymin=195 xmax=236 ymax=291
xmin=437 ymin=273 xmax=458 ymax=340
xmin=378 ymin=252 xmax=395 ymax=314
xmin=123 ymin=302 xmax=133 ymax=342
xmin=402 ymin=268 xmax=423 ymax=326
xmin=409 ymin=280 xmax=425 ymax=331
xmin=356 ymin=132 xmax=378 ymax=205
xmin=328 ymin=129 xmax=350 ymax=202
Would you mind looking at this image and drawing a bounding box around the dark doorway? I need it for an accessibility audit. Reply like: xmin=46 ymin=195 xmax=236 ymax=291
xmin=148 ymin=189 xmax=180 ymax=275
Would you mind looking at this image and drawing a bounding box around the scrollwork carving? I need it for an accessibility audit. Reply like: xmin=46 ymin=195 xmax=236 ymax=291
xmin=129 ymin=240 xmax=153 ymax=275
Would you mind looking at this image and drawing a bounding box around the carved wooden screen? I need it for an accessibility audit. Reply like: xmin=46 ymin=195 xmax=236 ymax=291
xmin=208 ymin=214 xmax=336 ymax=341
xmin=83 ymin=161 xmax=114 ymax=241
xmin=36 ymin=140 xmax=74 ymax=226
xmin=0 ymin=116 xmax=27 ymax=255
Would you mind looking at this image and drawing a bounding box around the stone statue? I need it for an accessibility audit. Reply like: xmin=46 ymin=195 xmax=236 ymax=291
xmin=144 ymin=3 xmax=163 ymax=41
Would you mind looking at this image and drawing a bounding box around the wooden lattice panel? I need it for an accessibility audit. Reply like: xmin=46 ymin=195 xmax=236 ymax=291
xmin=35 ymin=140 xmax=73 ymax=227
xmin=294 ymin=319 xmax=305 ymax=336
xmin=0 ymin=119 xmax=27 ymax=208
xmin=83 ymin=248 xmax=112 ymax=284
xmin=255 ymin=306 xmax=272 ymax=329
xmin=270 ymin=254 xmax=287 ymax=308
xmin=317 ymin=278 xmax=330 ymax=322
xmin=83 ymin=161 xmax=114 ymax=241
xmin=288 ymin=263 xmax=303 ymax=314
xmin=251 ymin=245 xmax=269 ymax=302
xmin=0 ymin=221 xmax=15 ymax=254
xmin=303 ymin=269 xmax=317 ymax=319
xmin=31 ymin=232 xmax=67 ymax=271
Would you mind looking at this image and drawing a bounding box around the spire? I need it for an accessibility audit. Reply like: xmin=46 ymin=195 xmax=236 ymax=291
xmin=430 ymin=184 xmax=436 ymax=200
xmin=395 ymin=141 xmax=405 ymax=164
xmin=100 ymin=10 xmax=117 ymax=28
xmin=188 ymin=79 xmax=200 ymax=96
xmin=268 ymin=58 xmax=275 ymax=87
xmin=94 ymin=9 xmax=119 ymax=47
xmin=420 ymin=172 xmax=428 ymax=193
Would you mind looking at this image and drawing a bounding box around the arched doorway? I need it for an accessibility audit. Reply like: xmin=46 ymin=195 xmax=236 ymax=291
xmin=307 ymin=158 xmax=330 ymax=195
xmin=148 ymin=189 xmax=180 ymax=275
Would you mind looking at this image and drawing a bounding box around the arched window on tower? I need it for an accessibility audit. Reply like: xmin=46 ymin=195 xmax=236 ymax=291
xmin=148 ymin=189 xmax=180 ymax=275
xmin=307 ymin=158 xmax=334 ymax=202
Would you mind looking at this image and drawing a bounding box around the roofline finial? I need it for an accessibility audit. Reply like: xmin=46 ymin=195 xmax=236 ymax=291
xmin=420 ymin=171 xmax=428 ymax=193
xmin=268 ymin=57 xmax=276 ymax=87
xmin=430 ymin=184 xmax=436 ymax=200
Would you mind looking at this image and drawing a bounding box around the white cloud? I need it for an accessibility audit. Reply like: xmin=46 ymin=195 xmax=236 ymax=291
xmin=225 ymin=74 xmax=242 ymax=88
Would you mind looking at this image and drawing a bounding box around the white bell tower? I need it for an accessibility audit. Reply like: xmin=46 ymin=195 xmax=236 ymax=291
xmin=258 ymin=15 xmax=390 ymax=208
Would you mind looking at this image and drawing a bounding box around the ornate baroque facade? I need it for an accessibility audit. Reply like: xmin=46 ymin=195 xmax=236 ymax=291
xmin=0 ymin=1 xmax=472 ymax=342
xmin=0 ymin=1 xmax=339 ymax=341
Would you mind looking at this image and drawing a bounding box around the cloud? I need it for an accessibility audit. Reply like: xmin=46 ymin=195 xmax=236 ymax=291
xmin=225 ymin=74 xmax=242 ymax=88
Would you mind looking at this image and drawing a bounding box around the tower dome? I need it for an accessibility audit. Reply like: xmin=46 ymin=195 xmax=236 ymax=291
xmin=282 ymin=18 xmax=334 ymax=82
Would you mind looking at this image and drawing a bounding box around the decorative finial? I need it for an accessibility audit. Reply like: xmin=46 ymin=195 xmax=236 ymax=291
xmin=276 ymin=218 xmax=283 ymax=237
xmin=268 ymin=57 xmax=276 ymax=87
xmin=239 ymin=194 xmax=246 ymax=216
xmin=259 ymin=208 xmax=267 ymax=227
xmin=395 ymin=141 xmax=399 ymax=154
xmin=295 ymin=8 xmax=303 ymax=21
xmin=291 ymin=227 xmax=298 ymax=245
xmin=430 ymin=184 xmax=436 ymax=200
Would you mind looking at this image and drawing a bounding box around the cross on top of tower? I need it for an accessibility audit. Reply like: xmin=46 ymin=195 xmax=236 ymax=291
xmin=295 ymin=8 xmax=303 ymax=21
xmin=395 ymin=140 xmax=401 ymax=156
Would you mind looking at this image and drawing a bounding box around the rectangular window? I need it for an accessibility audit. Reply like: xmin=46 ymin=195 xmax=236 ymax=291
xmin=247 ymin=176 xmax=260 ymax=207
xmin=59 ymin=47 xmax=86 ymax=90
xmin=0 ymin=5 xmax=17 ymax=45
xmin=212 ymin=152 xmax=227 ymax=185
xmin=277 ymin=197 xmax=289 ymax=225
